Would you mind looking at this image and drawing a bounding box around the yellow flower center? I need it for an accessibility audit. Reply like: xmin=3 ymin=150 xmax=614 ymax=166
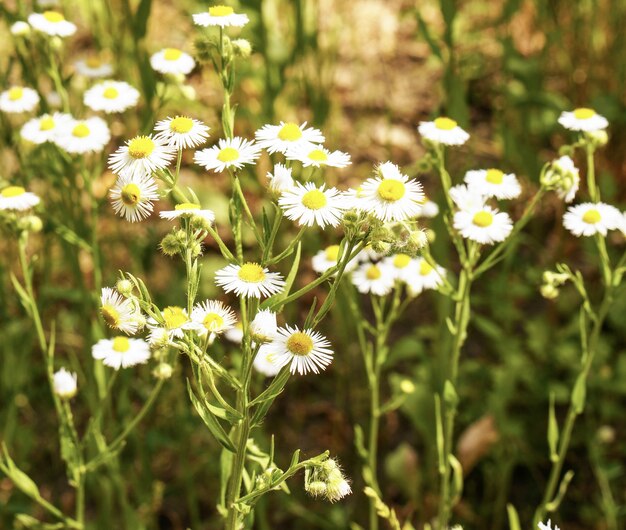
xmin=103 ymin=87 xmax=119 ymax=99
xmin=582 ymin=208 xmax=601 ymax=224
xmin=434 ymin=117 xmax=457 ymax=130
xmin=485 ymin=168 xmax=504 ymax=184
xmin=170 ymin=116 xmax=194 ymax=133
xmin=472 ymin=211 xmax=493 ymax=227
xmin=377 ymin=179 xmax=406 ymax=201
xmin=39 ymin=116 xmax=55 ymax=130
xmin=366 ymin=265 xmax=382 ymax=280
xmin=209 ymin=5 xmax=235 ymax=16
xmin=217 ymin=147 xmax=239 ymax=162
xmin=101 ymin=305 xmax=120 ymax=327
xmin=238 ymin=263 xmax=266 ymax=283
xmin=8 ymin=87 xmax=23 ymax=101
xmin=203 ymin=313 xmax=224 ymax=330
xmin=573 ymin=108 xmax=596 ymax=120
xmin=72 ymin=123 xmax=90 ymax=138
xmin=162 ymin=306 xmax=188 ymax=329
xmin=43 ymin=11 xmax=65 ymax=22
xmin=86 ymin=57 xmax=102 ymax=68
xmin=164 ymin=48 xmax=183 ymax=61
xmin=121 ymin=183 xmax=141 ymax=206
xmin=277 ymin=122 xmax=303 ymax=141
xmin=301 ymin=189 xmax=327 ymax=210
xmin=324 ymin=245 xmax=340 ymax=261
xmin=307 ymin=149 xmax=328 ymax=162
xmin=1 ymin=186 xmax=26 ymax=198
xmin=112 ymin=336 xmax=130 ymax=353
xmin=286 ymin=331 xmax=314 ymax=356
xmin=419 ymin=260 xmax=434 ymax=275
xmin=128 ymin=136 xmax=155 ymax=159
xmin=175 ymin=202 xmax=200 ymax=210
xmin=393 ymin=254 xmax=411 ymax=269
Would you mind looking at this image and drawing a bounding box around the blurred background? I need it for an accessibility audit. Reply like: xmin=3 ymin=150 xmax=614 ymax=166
xmin=1 ymin=0 xmax=626 ymax=529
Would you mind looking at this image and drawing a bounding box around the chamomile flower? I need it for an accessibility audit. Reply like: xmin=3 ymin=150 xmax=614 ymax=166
xmin=453 ymin=206 xmax=513 ymax=245
xmin=250 ymin=309 xmax=278 ymax=343
xmin=278 ymin=182 xmax=346 ymax=228
xmin=109 ymin=174 xmax=159 ymax=222
xmin=53 ymin=368 xmax=77 ymax=398
xmin=286 ymin=144 xmax=351 ymax=168
xmin=253 ymin=347 xmax=281 ymax=377
xmin=264 ymin=325 xmax=333 ymax=375
xmin=150 ymin=48 xmax=196 ymax=75
xmin=406 ymin=258 xmax=446 ymax=296
xmin=100 ymin=287 xmax=140 ymax=335
xmin=538 ymin=520 xmax=560 ymax=530
xmin=558 ymin=107 xmax=608 ymax=132
xmin=159 ymin=203 xmax=215 ymax=223
xmin=92 ymin=337 xmax=151 ymax=370
xmin=312 ymin=245 xmax=358 ymax=274
xmin=449 ymin=184 xmax=487 ymax=211
xmin=20 ymin=112 xmax=71 ymax=144
xmin=191 ymin=300 xmax=237 ymax=338
xmin=194 ymin=137 xmax=261 ymax=173
xmin=0 ymin=87 xmax=40 ymax=113
xmin=255 ymin=121 xmax=325 ymax=154
xmin=267 ymin=163 xmax=295 ymax=193
xmin=10 ymin=21 xmax=30 ymax=37
xmin=215 ymin=262 xmax=285 ymax=298
xmin=28 ymin=11 xmax=76 ymax=37
xmin=55 ymin=117 xmax=111 ymax=154
xmin=148 ymin=306 xmax=196 ymax=343
xmin=109 ymin=135 xmax=175 ymax=178
xmin=74 ymin=57 xmax=114 ymax=78
xmin=0 ymin=186 xmax=40 ymax=211
xmin=418 ymin=117 xmax=469 ymax=146
xmin=83 ymin=80 xmax=140 ymax=114
xmin=563 ymin=202 xmax=622 ymax=237
xmin=352 ymin=262 xmax=396 ymax=296
xmin=193 ymin=5 xmax=249 ymax=28
xmin=357 ymin=162 xmax=424 ymax=222
xmin=154 ymin=116 xmax=210 ymax=149
xmin=382 ymin=253 xmax=416 ymax=282
xmin=464 ymin=169 xmax=521 ymax=200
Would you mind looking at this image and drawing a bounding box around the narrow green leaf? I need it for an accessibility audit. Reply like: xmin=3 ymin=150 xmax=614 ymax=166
xmin=506 ymin=503 xmax=522 ymax=530
xmin=186 ymin=380 xmax=236 ymax=452
xmin=548 ymin=392 xmax=559 ymax=462
xmin=571 ymin=373 xmax=586 ymax=414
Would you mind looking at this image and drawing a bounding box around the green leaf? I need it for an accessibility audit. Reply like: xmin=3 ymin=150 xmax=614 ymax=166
xmin=443 ymin=380 xmax=459 ymax=408
xmin=262 ymin=243 xmax=301 ymax=310
xmin=449 ymin=454 xmax=463 ymax=506
xmin=506 ymin=503 xmax=522 ymax=530
xmin=1 ymin=444 xmax=40 ymax=499
xmin=571 ymin=373 xmax=586 ymax=414
xmin=548 ymin=392 xmax=559 ymax=462
xmin=186 ymin=380 xmax=236 ymax=452
xmin=132 ymin=0 xmax=152 ymax=39
xmin=545 ymin=470 xmax=575 ymax=512
xmin=249 ymin=369 xmax=291 ymax=426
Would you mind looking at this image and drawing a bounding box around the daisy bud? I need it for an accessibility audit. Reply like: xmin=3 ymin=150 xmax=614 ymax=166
xmin=585 ymin=129 xmax=609 ymax=148
xmin=193 ymin=35 xmax=215 ymax=64
xmin=116 ymin=279 xmax=134 ymax=297
xmin=250 ymin=309 xmax=277 ymax=343
xmin=540 ymin=284 xmax=559 ymax=300
xmin=190 ymin=241 xmax=203 ymax=258
xmin=11 ymin=21 xmax=31 ymax=37
xmin=53 ymin=368 xmax=77 ymax=399
xmin=305 ymin=480 xmax=327 ymax=498
xmin=18 ymin=215 xmax=43 ymax=233
xmin=149 ymin=328 xmax=170 ymax=348
xmin=153 ymin=363 xmax=173 ymax=380
xmin=400 ymin=379 xmax=415 ymax=394
xmin=50 ymin=36 xmax=63 ymax=51
xmin=160 ymin=233 xmax=182 ymax=256
xmin=596 ymin=425 xmax=615 ymax=444
xmin=232 ymin=38 xmax=252 ymax=58
xmin=179 ymin=84 xmax=197 ymax=101
xmin=426 ymin=228 xmax=436 ymax=243
xmin=342 ymin=209 xmax=359 ymax=226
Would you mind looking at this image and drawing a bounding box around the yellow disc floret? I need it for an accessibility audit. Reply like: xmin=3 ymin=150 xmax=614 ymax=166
xmin=43 ymin=11 xmax=65 ymax=22
xmin=286 ymin=332 xmax=314 ymax=356
xmin=217 ymin=147 xmax=239 ymax=162
xmin=175 ymin=202 xmax=200 ymax=210
xmin=574 ymin=108 xmax=596 ymax=120
xmin=366 ymin=265 xmax=382 ymax=280
xmin=128 ymin=136 xmax=155 ymax=159
xmin=301 ymin=189 xmax=327 ymax=210
xmin=325 ymin=245 xmax=340 ymax=261
xmin=164 ymin=48 xmax=183 ymax=61
xmin=86 ymin=57 xmax=102 ymax=68
xmin=393 ymin=254 xmax=411 ymax=268
xmin=308 ymin=149 xmax=328 ymax=162
xmin=434 ymin=117 xmax=457 ymax=130
xmin=72 ymin=123 xmax=90 ymax=138
xmin=238 ymin=263 xmax=266 ymax=283
xmin=377 ymin=179 xmax=406 ymax=201
xmin=103 ymin=87 xmax=119 ymax=99
xmin=472 ymin=210 xmax=494 ymax=227
xmin=39 ymin=116 xmax=55 ymax=131
xmin=203 ymin=313 xmax=224 ymax=330
xmin=101 ymin=305 xmax=120 ymax=327
xmin=170 ymin=116 xmax=194 ymax=133
xmin=419 ymin=260 xmax=434 ymax=275
xmin=8 ymin=87 xmax=23 ymax=101
xmin=582 ymin=208 xmax=601 ymax=224
xmin=121 ymin=183 xmax=141 ymax=206
xmin=162 ymin=306 xmax=188 ymax=329
xmin=112 ymin=336 xmax=130 ymax=352
xmin=209 ymin=5 xmax=235 ymax=16
xmin=277 ymin=123 xmax=303 ymax=141
xmin=485 ymin=169 xmax=504 ymax=184
xmin=1 ymin=186 xmax=26 ymax=198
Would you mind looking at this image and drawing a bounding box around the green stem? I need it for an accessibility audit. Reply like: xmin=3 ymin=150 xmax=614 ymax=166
xmin=586 ymin=143 xmax=598 ymax=202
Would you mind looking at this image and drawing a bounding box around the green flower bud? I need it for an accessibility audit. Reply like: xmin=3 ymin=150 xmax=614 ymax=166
xmin=153 ymin=363 xmax=173 ymax=380
xmin=540 ymin=284 xmax=559 ymax=300
xmin=232 ymin=38 xmax=252 ymax=58
xmin=160 ymin=233 xmax=181 ymax=256
xmin=116 ymin=279 xmax=134 ymax=297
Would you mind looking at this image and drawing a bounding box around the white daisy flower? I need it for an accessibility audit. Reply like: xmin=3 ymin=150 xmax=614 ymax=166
xmin=255 ymin=121 xmax=325 ymax=154
xmin=267 ymin=163 xmax=295 ymax=193
xmin=225 ymin=322 xmax=244 ymax=344
xmin=109 ymin=135 xmax=175 ymax=178
xmin=558 ymin=108 xmax=608 ymax=132
xmin=278 ymin=182 xmax=346 ymax=228
xmin=382 ymin=253 xmax=416 ymax=283
xmin=28 ymin=11 xmax=76 ymax=37
xmin=417 ymin=198 xmax=440 ymax=218
xmin=563 ymin=202 xmax=622 ymax=237
xmin=357 ymin=162 xmax=424 ymax=222
xmin=253 ymin=346 xmax=281 ymax=377
xmin=194 ymin=137 xmax=261 ymax=173
xmin=83 ymin=80 xmax=140 ymax=114
xmin=263 ymin=325 xmax=333 ymax=375
xmin=312 ymin=244 xmax=358 ymax=274
xmin=464 ymin=169 xmax=521 ymax=200
xmin=74 ymin=57 xmax=114 ymax=78
xmin=154 ymin=115 xmax=210 ymax=149
xmin=286 ymin=144 xmax=351 ymax=168
xmin=449 ymin=184 xmax=487 ymax=211
xmin=191 ymin=300 xmax=237 ymax=338
xmin=54 ymin=117 xmax=111 ymax=154
xmin=193 ymin=5 xmax=249 ymax=28
xmin=538 ymin=520 xmax=560 ymax=530
xmin=10 ymin=21 xmax=30 ymax=36
xmin=100 ymin=287 xmax=140 ymax=335
xmin=92 ymin=337 xmax=151 ymax=370
xmin=550 ymin=156 xmax=580 ymax=203
xmin=109 ymin=173 xmax=159 ymax=222
xmin=159 ymin=203 xmax=215 ymax=223
xmin=406 ymin=258 xmax=446 ymax=296
xmin=418 ymin=117 xmax=469 ymax=146
xmin=352 ymin=262 xmax=396 ymax=296
xmin=148 ymin=306 xmax=197 ymax=343
xmin=150 ymin=48 xmax=196 ymax=76
xmin=0 ymin=186 xmax=40 ymax=211
xmin=53 ymin=368 xmax=77 ymax=398
xmin=0 ymin=87 xmax=39 ymax=113
xmin=453 ymin=205 xmax=513 ymax=245
xmin=250 ymin=309 xmax=278 ymax=343
xmin=215 ymin=262 xmax=285 ymax=298
xmin=20 ymin=112 xmax=71 ymax=144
